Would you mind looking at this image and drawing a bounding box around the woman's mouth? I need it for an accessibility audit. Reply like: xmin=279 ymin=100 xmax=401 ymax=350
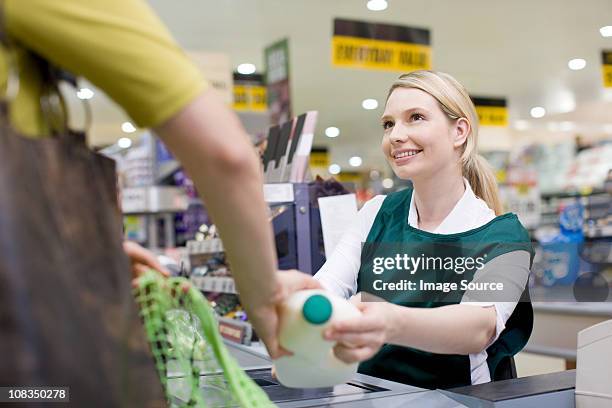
xmin=392 ymin=149 xmax=423 ymax=164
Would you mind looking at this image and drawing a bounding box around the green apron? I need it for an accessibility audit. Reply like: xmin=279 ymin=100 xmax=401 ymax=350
xmin=357 ymin=188 xmax=534 ymax=389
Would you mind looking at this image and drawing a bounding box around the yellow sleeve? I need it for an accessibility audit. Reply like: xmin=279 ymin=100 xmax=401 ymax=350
xmin=5 ymin=0 xmax=208 ymax=128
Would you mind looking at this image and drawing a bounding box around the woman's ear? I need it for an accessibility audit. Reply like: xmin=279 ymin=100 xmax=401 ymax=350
xmin=453 ymin=118 xmax=470 ymax=148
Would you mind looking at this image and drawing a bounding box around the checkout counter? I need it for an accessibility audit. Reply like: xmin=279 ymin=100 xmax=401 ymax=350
xmin=215 ymin=341 xmax=578 ymax=408
xmin=253 ymin=184 xmax=608 ymax=406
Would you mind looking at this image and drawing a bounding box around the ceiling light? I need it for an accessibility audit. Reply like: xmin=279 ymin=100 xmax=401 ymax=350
xmin=349 ymin=156 xmax=362 ymax=167
xmin=559 ymin=121 xmax=576 ymax=132
xmin=76 ymin=87 xmax=94 ymax=100
xmin=325 ymin=127 xmax=340 ymax=138
xmin=382 ymin=178 xmax=394 ymax=189
xmin=367 ymin=0 xmax=388 ymax=11
xmin=530 ymin=107 xmax=546 ymax=118
xmin=600 ymin=26 xmax=612 ymax=37
xmin=568 ymin=58 xmax=586 ymax=70
xmin=237 ymin=63 xmax=256 ymax=75
xmin=514 ymin=120 xmax=529 ymax=131
xmin=362 ymin=98 xmax=379 ymax=110
xmin=117 ymin=137 xmax=132 ymax=149
xmin=121 ymin=122 xmax=136 ymax=133
xmin=329 ymin=164 xmax=341 ymax=175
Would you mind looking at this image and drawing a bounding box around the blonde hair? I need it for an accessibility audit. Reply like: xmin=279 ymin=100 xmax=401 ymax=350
xmin=387 ymin=70 xmax=503 ymax=215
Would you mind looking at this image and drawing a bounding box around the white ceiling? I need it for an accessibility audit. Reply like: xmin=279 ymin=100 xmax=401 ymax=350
xmin=80 ymin=0 xmax=612 ymax=170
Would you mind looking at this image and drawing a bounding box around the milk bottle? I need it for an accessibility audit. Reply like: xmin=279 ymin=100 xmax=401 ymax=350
xmin=274 ymin=289 xmax=362 ymax=388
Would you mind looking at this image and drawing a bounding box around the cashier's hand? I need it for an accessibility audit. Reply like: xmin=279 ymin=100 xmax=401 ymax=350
xmin=324 ymin=296 xmax=391 ymax=364
xmin=123 ymin=240 xmax=171 ymax=281
xmin=249 ymin=269 xmax=322 ymax=360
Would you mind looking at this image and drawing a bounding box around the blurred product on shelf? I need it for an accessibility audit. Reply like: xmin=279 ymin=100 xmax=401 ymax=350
xmin=564 ymin=144 xmax=612 ymax=192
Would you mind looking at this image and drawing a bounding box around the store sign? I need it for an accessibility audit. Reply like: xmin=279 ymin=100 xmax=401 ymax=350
xmin=337 ymin=171 xmax=364 ymax=184
xmin=602 ymin=50 xmax=612 ymax=88
xmin=309 ymin=146 xmax=330 ymax=168
xmin=233 ymin=73 xmax=267 ymax=112
xmin=472 ymin=97 xmax=508 ymax=127
xmin=265 ymin=38 xmax=292 ymax=125
xmin=332 ymin=18 xmax=431 ymax=72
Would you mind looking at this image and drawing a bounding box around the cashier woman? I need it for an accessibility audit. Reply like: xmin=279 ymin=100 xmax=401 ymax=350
xmin=314 ymin=70 xmax=534 ymax=389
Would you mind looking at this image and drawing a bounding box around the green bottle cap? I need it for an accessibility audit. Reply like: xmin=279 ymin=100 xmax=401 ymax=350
xmin=302 ymin=294 xmax=332 ymax=325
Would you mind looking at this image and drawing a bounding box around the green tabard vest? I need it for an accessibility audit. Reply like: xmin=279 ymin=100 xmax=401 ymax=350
xmin=356 ymin=188 xmax=534 ymax=389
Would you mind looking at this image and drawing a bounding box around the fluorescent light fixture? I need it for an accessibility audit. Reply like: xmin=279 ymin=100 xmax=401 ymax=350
xmin=362 ymin=98 xmax=379 ymax=110
xmin=367 ymin=0 xmax=388 ymax=11
xmin=117 ymin=137 xmax=132 ymax=149
xmin=382 ymin=178 xmax=394 ymax=189
xmin=76 ymin=87 xmax=94 ymax=100
xmin=325 ymin=126 xmax=340 ymax=138
xmin=600 ymin=26 xmax=612 ymax=37
xmin=514 ymin=120 xmax=529 ymax=131
xmin=559 ymin=121 xmax=576 ymax=132
xmin=329 ymin=164 xmax=341 ymax=175
xmin=530 ymin=107 xmax=546 ymax=118
xmin=349 ymin=156 xmax=362 ymax=167
xmin=121 ymin=122 xmax=136 ymax=133
xmin=568 ymin=58 xmax=586 ymax=70
xmin=237 ymin=63 xmax=256 ymax=75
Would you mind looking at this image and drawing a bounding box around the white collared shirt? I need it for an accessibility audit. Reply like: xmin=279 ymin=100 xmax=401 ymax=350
xmin=314 ymin=179 xmax=529 ymax=385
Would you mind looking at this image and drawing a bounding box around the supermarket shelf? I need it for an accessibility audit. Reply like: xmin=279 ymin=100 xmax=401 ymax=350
xmin=191 ymin=276 xmax=236 ymax=294
xmin=155 ymin=159 xmax=181 ymax=183
xmin=122 ymin=186 xmax=188 ymax=214
xmin=187 ymin=238 xmax=224 ymax=255
xmin=540 ymin=189 xmax=607 ymax=200
xmin=583 ymin=224 xmax=612 ymax=239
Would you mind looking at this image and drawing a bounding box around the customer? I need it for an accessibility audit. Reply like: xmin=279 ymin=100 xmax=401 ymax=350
xmin=0 ymin=0 xmax=317 ymax=360
xmin=315 ymin=70 xmax=533 ymax=389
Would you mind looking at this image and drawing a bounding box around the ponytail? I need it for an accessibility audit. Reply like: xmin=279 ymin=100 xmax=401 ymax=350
xmin=463 ymin=154 xmax=503 ymax=215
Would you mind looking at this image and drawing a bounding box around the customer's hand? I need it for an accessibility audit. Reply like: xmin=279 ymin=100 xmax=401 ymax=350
xmin=123 ymin=240 xmax=171 ymax=281
xmin=324 ymin=296 xmax=391 ymax=364
xmin=244 ymin=269 xmax=322 ymax=360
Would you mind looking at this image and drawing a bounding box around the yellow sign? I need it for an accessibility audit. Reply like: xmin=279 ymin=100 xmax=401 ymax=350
xmin=602 ymin=50 xmax=612 ymax=88
xmin=337 ymin=171 xmax=364 ymax=184
xmin=332 ymin=36 xmax=431 ymax=72
xmin=472 ymin=97 xmax=508 ymax=127
xmin=475 ymin=106 xmax=508 ymax=127
xmin=309 ymin=150 xmax=330 ymax=168
xmin=332 ymin=19 xmax=431 ymax=72
xmin=233 ymin=85 xmax=267 ymax=112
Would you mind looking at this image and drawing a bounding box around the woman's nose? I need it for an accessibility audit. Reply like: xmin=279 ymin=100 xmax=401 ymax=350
xmin=389 ymin=125 xmax=408 ymax=144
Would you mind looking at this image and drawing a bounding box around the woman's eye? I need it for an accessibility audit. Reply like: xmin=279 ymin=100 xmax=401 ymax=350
xmin=411 ymin=113 xmax=424 ymax=121
xmin=382 ymin=120 xmax=394 ymax=130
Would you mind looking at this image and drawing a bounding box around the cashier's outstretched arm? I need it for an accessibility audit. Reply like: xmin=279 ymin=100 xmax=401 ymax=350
xmin=154 ymin=89 xmax=318 ymax=358
xmin=325 ymin=300 xmax=497 ymax=363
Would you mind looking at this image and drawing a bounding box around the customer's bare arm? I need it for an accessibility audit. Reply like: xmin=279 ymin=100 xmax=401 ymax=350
xmin=154 ymin=89 xmax=285 ymax=355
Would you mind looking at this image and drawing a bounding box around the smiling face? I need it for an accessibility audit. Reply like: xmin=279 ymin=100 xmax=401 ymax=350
xmin=381 ymin=87 xmax=468 ymax=182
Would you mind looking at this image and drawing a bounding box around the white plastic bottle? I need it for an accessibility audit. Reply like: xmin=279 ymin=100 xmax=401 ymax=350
xmin=274 ymin=289 xmax=362 ymax=388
